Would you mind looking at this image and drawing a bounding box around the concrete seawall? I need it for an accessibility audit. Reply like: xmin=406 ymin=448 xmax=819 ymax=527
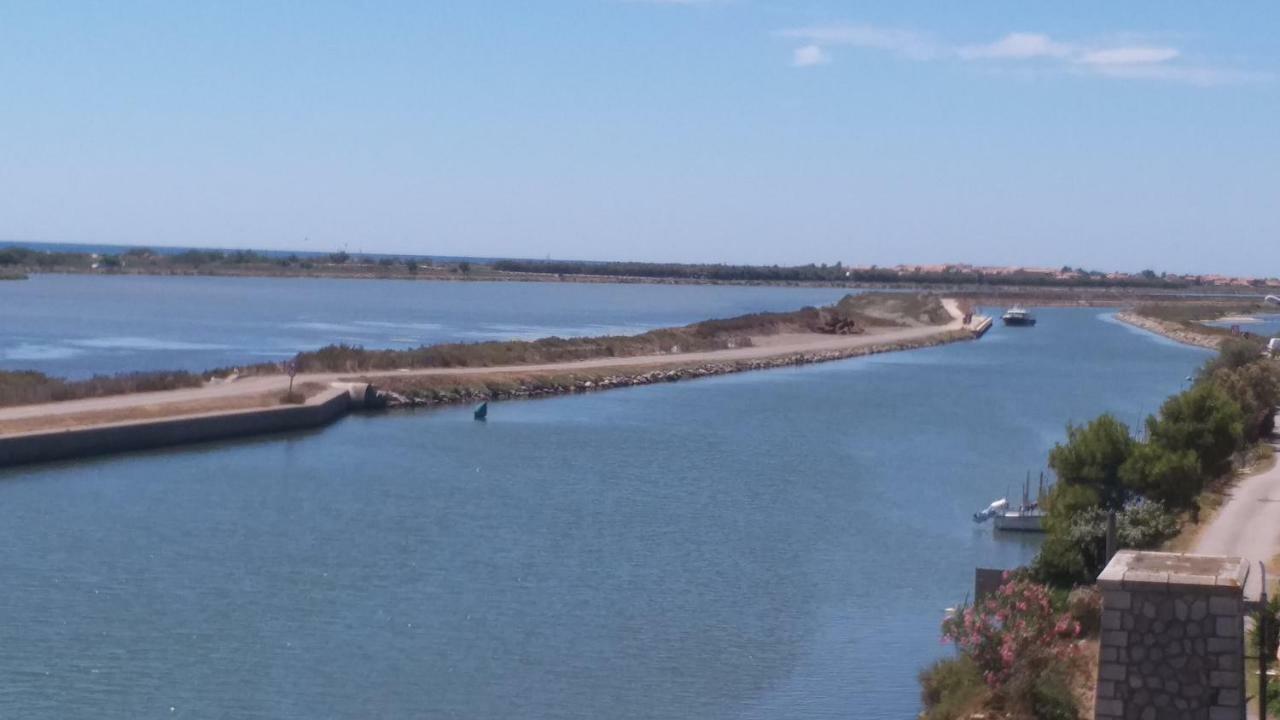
xmin=0 ymin=386 xmax=359 ymax=469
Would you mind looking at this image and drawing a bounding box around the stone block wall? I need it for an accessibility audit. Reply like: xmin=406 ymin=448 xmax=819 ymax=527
xmin=1094 ymin=551 xmax=1249 ymax=720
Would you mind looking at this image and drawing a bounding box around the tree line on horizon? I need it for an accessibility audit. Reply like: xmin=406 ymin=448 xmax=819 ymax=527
xmin=493 ymin=259 xmax=1196 ymax=289
xmin=0 ymin=245 xmax=465 ymax=275
xmin=0 ymin=244 xmax=1243 ymax=290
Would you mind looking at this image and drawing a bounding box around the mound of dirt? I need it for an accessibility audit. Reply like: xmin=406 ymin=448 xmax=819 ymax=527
xmin=830 ymin=293 xmax=952 ymax=328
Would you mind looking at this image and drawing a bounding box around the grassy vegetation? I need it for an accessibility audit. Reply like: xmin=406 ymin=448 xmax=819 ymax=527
xmin=0 ymin=384 xmax=333 ymax=435
xmin=1133 ymin=300 xmax=1270 ymax=324
xmin=919 ymin=657 xmax=987 ymax=720
xmin=286 ymin=293 xmax=951 ymax=374
xmin=1132 ymin=300 xmax=1275 ymax=341
xmin=0 ymin=370 xmax=203 ymax=408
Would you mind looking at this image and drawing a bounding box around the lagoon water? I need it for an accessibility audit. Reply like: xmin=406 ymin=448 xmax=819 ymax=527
xmin=1 ymin=275 xmax=852 ymax=378
xmin=0 ymin=279 xmax=1209 ymax=719
xmin=1206 ymin=314 xmax=1280 ymax=338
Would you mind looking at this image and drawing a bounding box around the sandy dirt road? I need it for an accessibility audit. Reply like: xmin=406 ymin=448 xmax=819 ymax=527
xmin=0 ymin=300 xmax=968 ymax=432
xmin=1195 ymin=417 xmax=1280 ymax=600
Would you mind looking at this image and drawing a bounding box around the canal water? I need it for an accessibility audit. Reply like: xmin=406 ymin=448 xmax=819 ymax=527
xmin=0 ymin=280 xmax=1208 ymax=719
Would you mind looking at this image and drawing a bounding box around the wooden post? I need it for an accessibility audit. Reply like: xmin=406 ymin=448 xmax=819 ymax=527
xmin=1262 ymin=562 xmax=1270 ymax=720
xmin=1105 ymin=511 xmax=1117 ymax=565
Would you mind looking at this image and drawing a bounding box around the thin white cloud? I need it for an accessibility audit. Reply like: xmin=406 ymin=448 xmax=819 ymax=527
xmin=1077 ymin=46 xmax=1179 ymax=66
xmin=777 ymin=23 xmax=1266 ymax=87
xmin=779 ymin=25 xmax=938 ymax=61
xmin=1083 ymin=63 xmax=1265 ymax=87
xmin=791 ymin=44 xmax=831 ymax=68
xmin=958 ymin=33 xmax=1072 ymax=60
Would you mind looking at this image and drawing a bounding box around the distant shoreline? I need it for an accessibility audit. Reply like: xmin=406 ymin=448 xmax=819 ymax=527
xmin=12 ymin=267 xmax=1273 ymax=307
xmin=1113 ymin=312 xmax=1224 ymax=350
xmin=3 ymin=242 xmax=1273 ymax=298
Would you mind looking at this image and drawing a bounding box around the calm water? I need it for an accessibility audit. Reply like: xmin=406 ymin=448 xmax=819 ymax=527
xmin=0 ymin=275 xmax=851 ymax=378
xmin=0 ymin=295 xmax=1207 ymax=719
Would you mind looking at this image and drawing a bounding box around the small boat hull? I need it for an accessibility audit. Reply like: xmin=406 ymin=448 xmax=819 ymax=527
xmin=993 ymin=512 xmax=1045 ymax=532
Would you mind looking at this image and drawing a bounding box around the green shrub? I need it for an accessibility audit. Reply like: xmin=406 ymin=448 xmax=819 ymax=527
xmin=1033 ymin=499 xmax=1178 ymax=588
xmin=1115 ymin=498 xmax=1181 ymax=547
xmin=1031 ymin=529 xmax=1093 ymax=588
xmin=919 ymin=656 xmax=986 ymax=720
xmin=1251 ymin=595 xmax=1280 ymax=662
xmin=1066 ymin=587 xmax=1102 ymax=636
xmin=1029 ymin=670 xmax=1080 ymax=720
xmin=1199 ymin=337 xmax=1267 ymax=378
xmin=1209 ymin=360 xmax=1280 ymax=442
xmin=998 ymin=645 xmax=1082 ymax=719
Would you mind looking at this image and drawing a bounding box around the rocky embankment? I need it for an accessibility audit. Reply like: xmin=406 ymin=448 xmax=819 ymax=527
xmin=1113 ymin=312 xmax=1223 ymax=350
xmin=372 ymin=328 xmax=975 ymax=409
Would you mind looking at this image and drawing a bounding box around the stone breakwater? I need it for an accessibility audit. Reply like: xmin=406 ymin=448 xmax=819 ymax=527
xmin=1114 ymin=312 xmax=1222 ymax=350
xmin=374 ymin=329 xmax=977 ymax=409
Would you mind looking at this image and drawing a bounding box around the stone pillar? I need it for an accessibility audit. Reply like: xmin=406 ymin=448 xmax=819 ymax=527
xmin=1094 ymin=551 xmax=1249 ymax=720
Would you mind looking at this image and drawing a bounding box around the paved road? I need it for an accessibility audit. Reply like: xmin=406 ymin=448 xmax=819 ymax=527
xmin=1195 ymin=414 xmax=1280 ymax=601
xmin=0 ymin=301 xmax=969 ymax=429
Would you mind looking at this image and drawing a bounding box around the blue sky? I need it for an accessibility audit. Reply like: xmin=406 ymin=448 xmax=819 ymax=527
xmin=1 ymin=1 xmax=1277 ymax=275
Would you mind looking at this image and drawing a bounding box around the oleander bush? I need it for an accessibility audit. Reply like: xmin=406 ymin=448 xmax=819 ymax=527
xmin=929 ymin=576 xmax=1084 ymax=719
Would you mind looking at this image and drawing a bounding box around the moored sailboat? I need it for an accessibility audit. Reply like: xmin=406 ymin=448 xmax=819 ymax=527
xmin=973 ymin=472 xmax=1048 ymax=533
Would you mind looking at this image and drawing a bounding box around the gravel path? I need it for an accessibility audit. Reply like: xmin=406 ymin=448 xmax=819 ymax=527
xmin=0 ymin=301 xmax=968 ymax=432
xmin=1195 ymin=415 xmax=1280 ymax=601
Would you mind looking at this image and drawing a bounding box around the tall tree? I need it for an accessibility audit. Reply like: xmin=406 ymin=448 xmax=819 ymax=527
xmin=1047 ymin=414 xmax=1135 ymax=509
xmin=1145 ymin=383 xmax=1244 ymax=479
